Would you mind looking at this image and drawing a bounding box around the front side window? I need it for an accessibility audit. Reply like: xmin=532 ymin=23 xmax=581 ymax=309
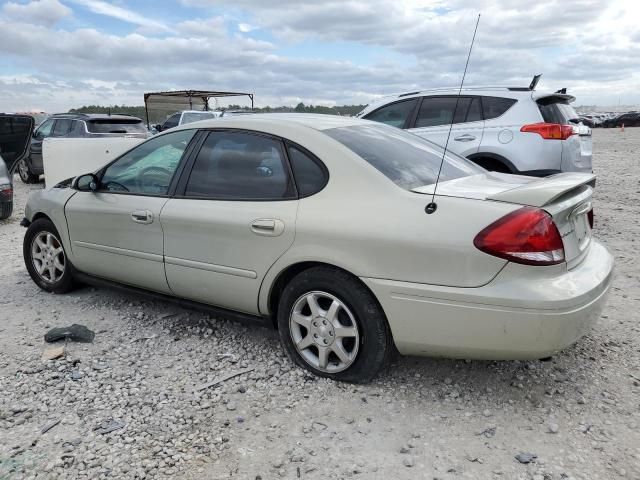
xmin=325 ymin=123 xmax=484 ymax=190
xmin=184 ymin=131 xmax=294 ymax=200
xmin=52 ymin=119 xmax=72 ymax=136
xmin=162 ymin=114 xmax=181 ymax=130
xmin=99 ymin=129 xmax=196 ymax=195
xmin=35 ymin=119 xmax=54 ymax=139
xmin=364 ymin=98 xmax=418 ymax=128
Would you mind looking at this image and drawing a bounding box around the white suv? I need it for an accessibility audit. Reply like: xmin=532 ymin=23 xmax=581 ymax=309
xmin=356 ymin=85 xmax=592 ymax=176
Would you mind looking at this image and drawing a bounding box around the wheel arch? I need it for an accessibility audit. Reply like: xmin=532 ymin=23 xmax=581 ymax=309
xmin=467 ymin=152 xmax=517 ymax=173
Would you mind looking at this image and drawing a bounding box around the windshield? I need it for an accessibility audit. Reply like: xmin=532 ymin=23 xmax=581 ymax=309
xmin=181 ymin=112 xmax=218 ymax=124
xmin=86 ymin=119 xmax=147 ymax=134
xmin=324 ymin=123 xmax=484 ymax=190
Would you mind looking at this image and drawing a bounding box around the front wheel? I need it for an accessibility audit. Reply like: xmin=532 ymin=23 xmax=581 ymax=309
xmin=23 ymin=218 xmax=75 ymax=293
xmin=18 ymin=158 xmax=39 ymax=184
xmin=277 ymin=266 xmax=392 ymax=383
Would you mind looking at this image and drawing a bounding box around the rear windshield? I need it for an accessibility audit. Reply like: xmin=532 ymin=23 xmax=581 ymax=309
xmin=324 ymin=123 xmax=484 ymax=190
xmin=181 ymin=112 xmax=219 ymax=124
xmin=86 ymin=119 xmax=147 ymax=134
xmin=537 ymin=98 xmax=579 ymax=124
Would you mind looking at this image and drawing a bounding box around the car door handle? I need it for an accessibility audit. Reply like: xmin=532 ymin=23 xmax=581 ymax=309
xmin=251 ymin=219 xmax=285 ymax=237
xmin=131 ymin=210 xmax=154 ymax=224
xmin=453 ymin=134 xmax=476 ymax=142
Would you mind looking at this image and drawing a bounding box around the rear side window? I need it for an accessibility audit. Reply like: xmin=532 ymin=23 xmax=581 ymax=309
xmin=325 ymin=123 xmax=483 ymax=190
xmin=185 ymin=131 xmax=295 ymax=200
xmin=415 ymin=97 xmax=481 ymax=128
xmin=481 ymin=97 xmax=517 ymax=120
xmin=52 ymin=119 xmax=72 ymax=136
xmin=364 ymin=98 xmax=418 ymax=128
xmin=288 ymin=145 xmax=327 ymax=197
xmin=537 ymin=98 xmax=579 ymax=124
xmin=87 ymin=119 xmax=147 ymax=134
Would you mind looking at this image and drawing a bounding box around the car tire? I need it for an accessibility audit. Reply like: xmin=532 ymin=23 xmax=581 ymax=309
xmin=277 ymin=266 xmax=392 ymax=383
xmin=18 ymin=158 xmax=39 ymax=184
xmin=23 ymin=218 xmax=75 ymax=294
xmin=0 ymin=201 xmax=12 ymax=220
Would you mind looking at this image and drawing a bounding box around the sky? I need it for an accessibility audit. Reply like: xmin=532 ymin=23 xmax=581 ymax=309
xmin=0 ymin=0 xmax=639 ymax=112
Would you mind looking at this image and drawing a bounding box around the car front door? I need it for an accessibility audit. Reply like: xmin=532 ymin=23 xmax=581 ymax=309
xmin=64 ymin=129 xmax=198 ymax=292
xmin=29 ymin=118 xmax=55 ymax=174
xmin=161 ymin=130 xmax=298 ymax=314
xmin=408 ymin=96 xmax=484 ymax=157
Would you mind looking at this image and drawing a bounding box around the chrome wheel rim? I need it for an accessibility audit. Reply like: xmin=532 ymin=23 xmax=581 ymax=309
xmin=31 ymin=231 xmax=65 ymax=283
xmin=289 ymin=291 xmax=360 ymax=373
xmin=18 ymin=159 xmax=29 ymax=180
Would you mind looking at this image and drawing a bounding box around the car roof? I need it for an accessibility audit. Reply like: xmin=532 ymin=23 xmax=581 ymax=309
xmin=50 ymin=113 xmax=143 ymax=121
xmin=172 ymin=113 xmax=365 ymax=132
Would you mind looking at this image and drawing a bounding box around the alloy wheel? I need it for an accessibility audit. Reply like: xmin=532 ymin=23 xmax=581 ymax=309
xmin=18 ymin=159 xmax=30 ymax=182
xmin=31 ymin=231 xmax=66 ymax=284
xmin=289 ymin=291 xmax=360 ymax=373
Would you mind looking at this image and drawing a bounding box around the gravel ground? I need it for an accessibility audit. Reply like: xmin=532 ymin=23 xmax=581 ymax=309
xmin=1 ymin=128 xmax=639 ymax=480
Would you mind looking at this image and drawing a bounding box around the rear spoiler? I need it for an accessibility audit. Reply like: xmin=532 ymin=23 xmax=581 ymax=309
xmin=487 ymin=172 xmax=595 ymax=207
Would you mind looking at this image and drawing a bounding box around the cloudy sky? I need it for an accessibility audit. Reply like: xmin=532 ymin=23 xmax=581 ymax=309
xmin=0 ymin=0 xmax=638 ymax=112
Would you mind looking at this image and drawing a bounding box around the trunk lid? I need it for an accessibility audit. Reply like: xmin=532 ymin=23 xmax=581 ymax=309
xmin=413 ymin=171 xmax=595 ymax=265
xmin=0 ymin=114 xmax=35 ymax=175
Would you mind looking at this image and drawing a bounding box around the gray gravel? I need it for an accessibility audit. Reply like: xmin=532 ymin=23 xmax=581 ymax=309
xmin=1 ymin=128 xmax=639 ymax=479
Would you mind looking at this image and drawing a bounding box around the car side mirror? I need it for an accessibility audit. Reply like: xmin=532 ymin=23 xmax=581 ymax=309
xmin=154 ymin=124 xmax=162 ymax=132
xmin=74 ymin=173 xmax=100 ymax=192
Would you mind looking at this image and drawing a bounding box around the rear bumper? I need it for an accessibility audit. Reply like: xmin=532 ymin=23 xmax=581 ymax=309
xmin=362 ymin=241 xmax=614 ymax=359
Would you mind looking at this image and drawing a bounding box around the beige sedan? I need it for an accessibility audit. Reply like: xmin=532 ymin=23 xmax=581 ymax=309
xmin=22 ymin=114 xmax=613 ymax=382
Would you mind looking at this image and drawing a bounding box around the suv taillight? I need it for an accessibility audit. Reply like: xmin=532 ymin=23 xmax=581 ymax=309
xmin=520 ymin=122 xmax=575 ymax=140
xmin=0 ymin=183 xmax=12 ymax=194
xmin=473 ymin=207 xmax=565 ymax=266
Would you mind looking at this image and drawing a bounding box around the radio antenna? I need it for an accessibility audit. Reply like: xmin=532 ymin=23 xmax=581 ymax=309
xmin=426 ymin=13 xmax=481 ymax=215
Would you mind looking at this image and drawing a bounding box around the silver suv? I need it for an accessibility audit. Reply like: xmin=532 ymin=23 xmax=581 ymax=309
xmin=357 ymin=84 xmax=592 ymax=176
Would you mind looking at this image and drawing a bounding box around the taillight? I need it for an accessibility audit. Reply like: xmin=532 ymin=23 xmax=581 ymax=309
xmin=520 ymin=122 xmax=575 ymax=140
xmin=0 ymin=184 xmax=12 ymax=195
xmin=474 ymin=207 xmax=565 ymax=266
xmin=587 ymin=209 xmax=594 ymax=229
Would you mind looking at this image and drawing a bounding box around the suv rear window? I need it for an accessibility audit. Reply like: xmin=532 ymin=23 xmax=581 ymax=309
xmin=86 ymin=119 xmax=147 ymax=134
xmin=537 ymin=97 xmax=579 ymax=124
xmin=325 ymin=123 xmax=483 ymax=190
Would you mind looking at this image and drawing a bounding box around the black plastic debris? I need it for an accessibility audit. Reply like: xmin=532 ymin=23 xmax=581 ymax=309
xmin=94 ymin=419 xmax=126 ymax=435
xmin=44 ymin=324 xmax=95 ymax=343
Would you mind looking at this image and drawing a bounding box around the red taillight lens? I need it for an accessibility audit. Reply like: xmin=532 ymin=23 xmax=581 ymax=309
xmin=474 ymin=207 xmax=565 ymax=266
xmin=520 ymin=122 xmax=575 ymax=140
xmin=587 ymin=209 xmax=594 ymax=229
xmin=0 ymin=184 xmax=12 ymax=195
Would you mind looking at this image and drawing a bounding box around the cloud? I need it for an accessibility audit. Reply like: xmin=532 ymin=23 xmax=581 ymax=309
xmin=2 ymin=0 xmax=71 ymax=27
xmin=68 ymin=0 xmax=173 ymax=33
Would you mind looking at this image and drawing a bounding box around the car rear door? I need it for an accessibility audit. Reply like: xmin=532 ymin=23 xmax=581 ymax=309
xmin=160 ymin=129 xmax=298 ymax=315
xmin=64 ymin=129 xmax=197 ymax=292
xmin=408 ymin=96 xmax=484 ymax=157
xmin=0 ymin=114 xmax=34 ymax=175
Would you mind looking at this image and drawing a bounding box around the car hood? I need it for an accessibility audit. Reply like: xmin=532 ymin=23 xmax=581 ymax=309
xmin=412 ymin=171 xmax=596 ymax=207
xmin=0 ymin=114 xmax=35 ymax=175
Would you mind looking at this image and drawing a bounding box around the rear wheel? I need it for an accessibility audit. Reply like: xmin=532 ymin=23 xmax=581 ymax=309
xmin=0 ymin=201 xmax=12 ymax=220
xmin=18 ymin=158 xmax=38 ymax=184
xmin=23 ymin=218 xmax=75 ymax=293
xmin=277 ymin=266 xmax=392 ymax=383
xmin=472 ymin=157 xmax=512 ymax=173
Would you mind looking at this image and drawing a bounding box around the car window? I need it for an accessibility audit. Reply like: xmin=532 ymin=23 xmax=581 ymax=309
xmin=325 ymin=123 xmax=484 ymax=191
xmin=184 ymin=131 xmax=294 ymax=200
xmin=181 ymin=112 xmax=218 ymax=124
xmin=35 ymin=119 xmax=54 ymax=139
xmin=537 ymin=97 xmax=579 ymax=124
xmin=288 ymin=145 xmax=328 ymax=197
xmin=481 ymin=97 xmax=517 ymax=121
xmin=414 ymin=97 xmax=474 ymax=128
xmin=162 ymin=113 xmax=181 ymax=130
xmin=100 ymin=129 xmax=196 ymax=195
xmin=364 ymin=99 xmax=418 ymax=128
xmin=52 ymin=119 xmax=72 ymax=137
xmin=86 ymin=119 xmax=147 ymax=134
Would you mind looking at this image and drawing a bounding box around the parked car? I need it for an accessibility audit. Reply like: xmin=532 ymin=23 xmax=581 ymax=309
xmin=356 ymin=86 xmax=592 ymax=176
xmin=155 ymin=110 xmax=222 ymax=132
xmin=601 ymin=112 xmax=640 ymax=128
xmin=21 ymin=114 xmax=613 ymax=382
xmin=18 ymin=113 xmax=149 ymax=184
xmin=0 ymin=113 xmax=34 ymax=219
